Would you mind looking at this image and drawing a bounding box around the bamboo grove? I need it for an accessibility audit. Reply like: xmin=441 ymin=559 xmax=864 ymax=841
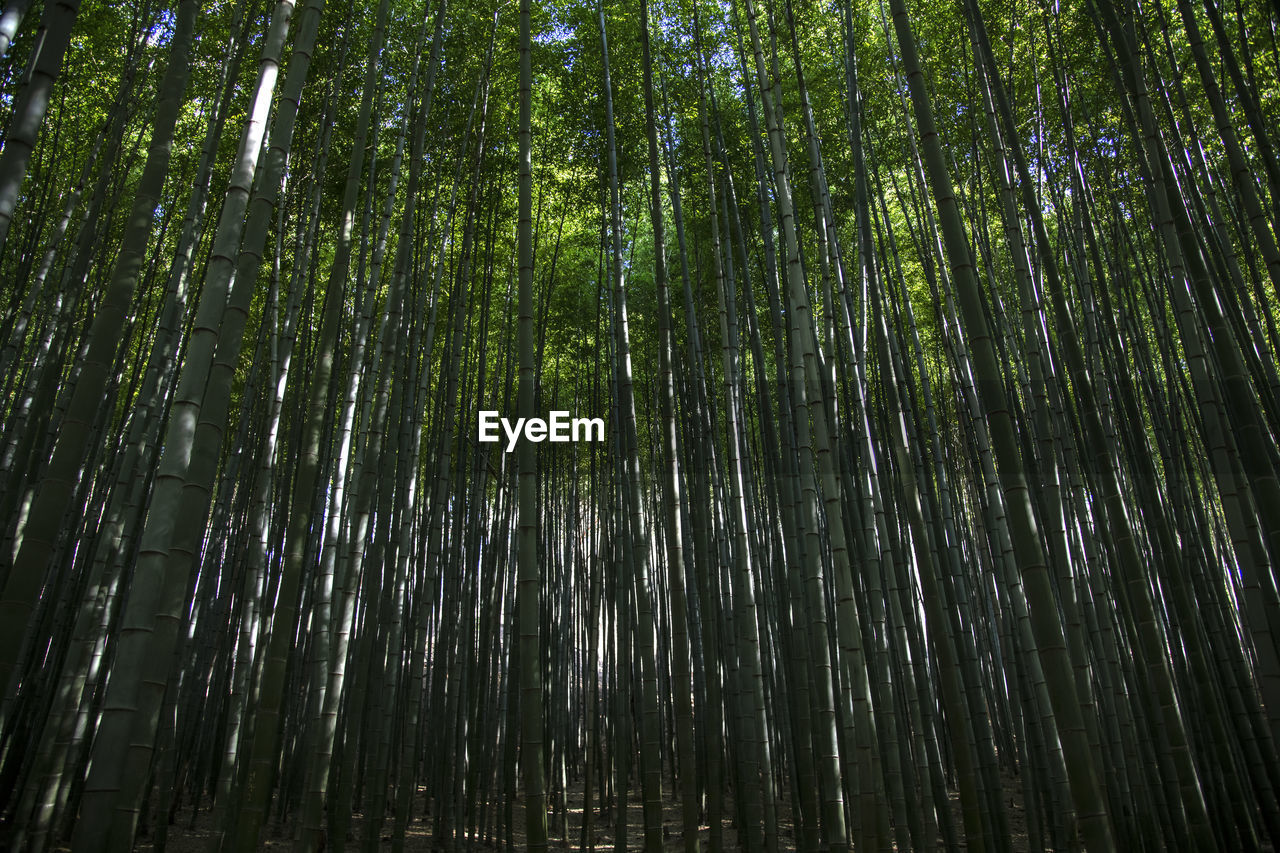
xmin=0 ymin=0 xmax=1278 ymax=848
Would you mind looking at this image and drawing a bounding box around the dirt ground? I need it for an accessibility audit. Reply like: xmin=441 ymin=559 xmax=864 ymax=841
xmin=127 ymin=789 xmax=764 ymax=852
xmin=121 ymin=776 xmax=1031 ymax=851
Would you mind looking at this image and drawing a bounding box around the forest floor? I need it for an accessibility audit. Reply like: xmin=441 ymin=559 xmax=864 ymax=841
xmin=125 ymin=775 xmax=1031 ymax=850
xmin=127 ymin=788 xmax=770 ymax=852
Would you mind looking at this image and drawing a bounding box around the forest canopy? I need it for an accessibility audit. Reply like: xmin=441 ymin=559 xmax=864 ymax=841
xmin=1 ymin=0 xmax=1279 ymax=850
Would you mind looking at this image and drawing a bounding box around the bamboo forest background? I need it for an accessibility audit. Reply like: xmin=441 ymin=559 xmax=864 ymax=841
xmin=0 ymin=0 xmax=1278 ymax=849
